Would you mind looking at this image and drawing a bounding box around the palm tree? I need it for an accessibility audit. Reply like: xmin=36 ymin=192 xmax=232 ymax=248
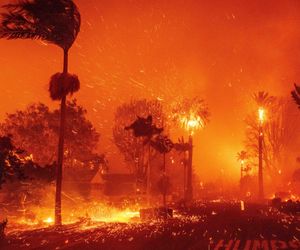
xmin=0 ymin=0 xmax=81 ymax=226
xmin=252 ymin=91 xmax=274 ymax=200
xmin=171 ymin=97 xmax=210 ymax=202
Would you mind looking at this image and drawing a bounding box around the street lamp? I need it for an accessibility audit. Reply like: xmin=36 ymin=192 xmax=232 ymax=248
xmin=258 ymin=107 xmax=265 ymax=200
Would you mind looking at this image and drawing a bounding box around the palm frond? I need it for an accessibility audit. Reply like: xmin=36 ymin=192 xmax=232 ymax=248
xmin=0 ymin=0 xmax=81 ymax=50
xmin=291 ymin=91 xmax=300 ymax=108
xmin=294 ymin=83 xmax=300 ymax=95
xmin=252 ymin=91 xmax=274 ymax=107
xmin=49 ymin=72 xmax=80 ymax=100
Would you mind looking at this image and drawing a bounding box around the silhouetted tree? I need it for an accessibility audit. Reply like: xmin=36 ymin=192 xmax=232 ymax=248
xmin=0 ymin=134 xmax=58 ymax=213
xmin=0 ymin=135 xmax=26 ymax=187
xmin=0 ymin=134 xmax=55 ymax=186
xmin=0 ymin=100 xmax=104 ymax=180
xmin=0 ymin=0 xmax=81 ymax=225
xmin=113 ymin=99 xmax=165 ymax=176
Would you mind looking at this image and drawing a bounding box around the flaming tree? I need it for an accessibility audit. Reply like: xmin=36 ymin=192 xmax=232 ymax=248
xmin=252 ymin=92 xmax=273 ymax=200
xmin=171 ymin=97 xmax=210 ymax=201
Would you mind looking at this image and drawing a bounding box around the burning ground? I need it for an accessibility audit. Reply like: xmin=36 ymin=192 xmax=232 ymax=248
xmin=1 ymin=202 xmax=299 ymax=250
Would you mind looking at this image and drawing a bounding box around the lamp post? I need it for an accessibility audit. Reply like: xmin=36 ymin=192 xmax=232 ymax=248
xmin=258 ymin=107 xmax=265 ymax=200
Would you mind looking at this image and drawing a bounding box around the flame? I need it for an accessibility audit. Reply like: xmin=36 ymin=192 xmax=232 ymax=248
xmin=258 ymin=107 xmax=265 ymax=123
xmin=8 ymin=201 xmax=141 ymax=232
xmin=180 ymin=112 xmax=204 ymax=135
xmin=43 ymin=217 xmax=54 ymax=224
xmin=240 ymin=200 xmax=245 ymax=211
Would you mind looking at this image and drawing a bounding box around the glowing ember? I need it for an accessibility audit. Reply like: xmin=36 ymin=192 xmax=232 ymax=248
xmin=90 ymin=209 xmax=140 ymax=223
xmin=240 ymin=201 xmax=245 ymax=211
xmin=43 ymin=217 xmax=54 ymax=224
xmin=258 ymin=107 xmax=265 ymax=124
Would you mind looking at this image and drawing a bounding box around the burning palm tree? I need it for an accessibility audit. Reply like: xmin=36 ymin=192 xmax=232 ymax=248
xmin=0 ymin=0 xmax=81 ymax=225
xmin=171 ymin=97 xmax=210 ymax=136
xmin=171 ymin=97 xmax=210 ymax=202
xmin=252 ymin=91 xmax=273 ymax=200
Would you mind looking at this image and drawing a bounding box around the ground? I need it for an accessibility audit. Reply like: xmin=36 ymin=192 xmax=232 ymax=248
xmin=1 ymin=202 xmax=299 ymax=250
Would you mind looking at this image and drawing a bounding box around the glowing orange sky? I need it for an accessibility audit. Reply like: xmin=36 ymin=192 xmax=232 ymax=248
xmin=1 ymin=0 xmax=300 ymax=182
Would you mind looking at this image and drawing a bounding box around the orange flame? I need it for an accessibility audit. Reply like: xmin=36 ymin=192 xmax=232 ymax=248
xmin=179 ymin=112 xmax=204 ymax=135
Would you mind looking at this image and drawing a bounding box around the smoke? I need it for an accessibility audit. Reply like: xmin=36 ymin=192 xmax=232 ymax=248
xmin=0 ymin=0 xmax=300 ymax=183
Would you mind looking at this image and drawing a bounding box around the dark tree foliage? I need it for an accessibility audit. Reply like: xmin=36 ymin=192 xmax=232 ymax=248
xmin=150 ymin=135 xmax=173 ymax=154
xmin=1 ymin=103 xmax=55 ymax=165
xmin=0 ymin=135 xmax=55 ymax=188
xmin=49 ymin=72 xmax=80 ymax=100
xmin=0 ymin=100 xmax=104 ymax=182
xmin=50 ymin=99 xmax=102 ymax=169
xmin=0 ymin=0 xmax=80 ymax=50
xmin=125 ymin=115 xmax=163 ymax=138
xmin=113 ymin=99 xmax=165 ymax=173
xmin=0 ymin=135 xmax=26 ymax=187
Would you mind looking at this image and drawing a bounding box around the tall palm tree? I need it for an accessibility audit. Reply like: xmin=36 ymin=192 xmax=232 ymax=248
xmin=0 ymin=0 xmax=81 ymax=226
xmin=252 ymin=91 xmax=274 ymax=200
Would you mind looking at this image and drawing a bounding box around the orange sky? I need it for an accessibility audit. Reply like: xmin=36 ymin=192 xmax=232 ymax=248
xmin=1 ymin=0 xmax=300 ymax=182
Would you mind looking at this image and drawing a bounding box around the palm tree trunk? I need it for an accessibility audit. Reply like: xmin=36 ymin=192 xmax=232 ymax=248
xmin=163 ymin=152 xmax=166 ymax=208
xmin=186 ymin=135 xmax=193 ymax=202
xmin=258 ymin=124 xmax=264 ymax=201
xmin=55 ymin=49 xmax=68 ymax=226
